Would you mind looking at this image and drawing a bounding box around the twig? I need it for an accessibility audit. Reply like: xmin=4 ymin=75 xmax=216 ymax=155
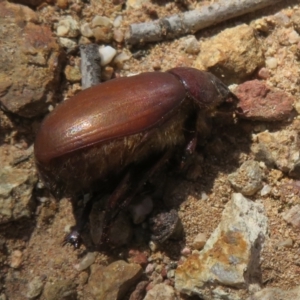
xmin=126 ymin=0 xmax=283 ymax=45
xmin=80 ymin=44 xmax=101 ymax=89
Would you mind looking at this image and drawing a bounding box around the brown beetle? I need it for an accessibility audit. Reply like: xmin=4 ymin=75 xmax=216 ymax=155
xmin=34 ymin=67 xmax=236 ymax=246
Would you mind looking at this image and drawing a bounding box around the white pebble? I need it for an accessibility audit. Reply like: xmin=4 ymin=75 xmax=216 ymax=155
xmin=59 ymin=37 xmax=77 ymax=51
xmin=91 ymin=16 xmax=111 ymax=28
xmin=98 ymin=46 xmax=117 ymax=66
xmin=57 ymin=23 xmax=69 ymax=37
xmin=261 ymin=184 xmax=271 ymax=196
xmin=149 ymin=240 xmax=159 ymax=252
xmin=192 ymin=232 xmax=207 ymax=250
xmin=288 ymin=30 xmax=300 ymax=44
xmin=36 ymin=197 xmax=49 ymax=203
xmin=113 ymin=15 xmax=123 ymax=28
xmin=74 ymin=252 xmax=96 ymax=271
xmin=201 ymin=192 xmax=208 ymax=201
xmin=184 ymin=36 xmax=200 ymax=54
xmin=80 ymin=23 xmax=94 ymax=38
xmin=265 ymin=57 xmax=277 ymax=69
xmin=57 ymin=16 xmax=79 ymax=38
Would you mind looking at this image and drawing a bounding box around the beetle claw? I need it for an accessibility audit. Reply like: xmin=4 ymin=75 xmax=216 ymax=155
xmin=63 ymin=229 xmax=82 ymax=249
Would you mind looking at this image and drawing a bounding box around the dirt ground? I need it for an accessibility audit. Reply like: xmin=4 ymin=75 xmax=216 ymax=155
xmin=1 ymin=0 xmax=300 ymax=299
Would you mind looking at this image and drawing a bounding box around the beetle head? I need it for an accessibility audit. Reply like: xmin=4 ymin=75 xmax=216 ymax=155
xmin=168 ymin=67 xmax=238 ymax=113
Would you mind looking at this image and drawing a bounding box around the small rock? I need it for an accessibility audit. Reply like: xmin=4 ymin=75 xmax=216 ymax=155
xmin=228 ymin=160 xmax=264 ymax=196
xmin=78 ymin=36 xmax=91 ymax=45
xmin=183 ymin=36 xmax=200 ymax=54
xmin=113 ymin=29 xmax=124 ymax=43
xmin=42 ymin=280 xmax=77 ymax=300
xmin=84 ymin=260 xmax=143 ymax=299
xmin=114 ymin=15 xmax=123 ymax=28
xmin=80 ymin=22 xmax=94 ymax=38
xmin=192 ymin=233 xmax=207 ymax=250
xmin=282 ymin=205 xmax=300 ymax=228
xmin=235 ymin=80 xmax=295 ymax=121
xmin=148 ymin=240 xmax=159 ymax=252
xmin=129 ymin=196 xmax=153 ymax=224
xmin=91 ymin=16 xmax=113 ymax=43
xmin=0 ymin=166 xmax=37 ymax=224
xmin=55 ymin=0 xmax=69 ymax=9
xmin=181 ymin=247 xmax=191 ymax=256
xmin=275 ymin=238 xmax=293 ymax=249
xmin=57 ymin=16 xmax=79 ymax=38
xmin=143 ymin=283 xmax=175 ymax=300
xmin=175 ymin=193 xmax=268 ymax=297
xmin=145 ymin=263 xmax=155 ymax=275
xmin=64 ymin=65 xmax=81 ymax=82
xmin=26 ymin=276 xmax=44 ymax=299
xmin=258 ymin=67 xmax=270 ymax=79
xmin=58 ymin=37 xmax=77 ymax=52
xmin=0 ymin=2 xmax=62 ymax=117
xmin=74 ymin=252 xmax=96 ymax=271
xmin=194 ymin=24 xmax=264 ymax=83
xmin=155 ymin=264 xmax=162 ymax=273
xmin=252 ymin=130 xmax=300 ymax=176
xmin=288 ymin=30 xmax=300 ymax=44
xmin=113 ymin=52 xmax=131 ymax=68
xmin=92 ymin=27 xmax=112 ymax=43
xmin=127 ymin=0 xmax=150 ymax=9
xmin=99 ymin=45 xmax=117 ymax=66
xmin=261 ymin=184 xmax=272 ymax=196
xmin=213 ymin=286 xmax=242 ymax=300
xmin=273 ymin=12 xmax=291 ymax=26
xmin=201 ymin=192 xmax=208 ymax=201
xmin=252 ymin=18 xmax=270 ymax=33
xmin=101 ymin=66 xmax=114 ymax=81
xmin=91 ymin=16 xmax=112 ymax=28
xmin=10 ymin=250 xmax=22 ymax=268
xmin=149 ymin=209 xmax=183 ymax=243
xmin=167 ymin=269 xmax=175 ymax=279
xmin=265 ymin=57 xmax=278 ymax=69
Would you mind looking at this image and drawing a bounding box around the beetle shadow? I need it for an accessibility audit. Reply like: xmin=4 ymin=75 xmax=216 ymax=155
xmin=70 ymin=117 xmax=292 ymax=259
xmin=142 ymin=116 xmax=292 ymax=260
xmin=83 ymin=119 xmax=252 ymax=258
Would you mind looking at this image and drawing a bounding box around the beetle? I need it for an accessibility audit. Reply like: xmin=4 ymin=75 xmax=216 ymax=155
xmin=34 ymin=67 xmax=237 ymax=246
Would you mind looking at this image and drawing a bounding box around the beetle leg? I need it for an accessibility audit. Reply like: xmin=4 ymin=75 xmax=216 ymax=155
xmin=180 ymin=108 xmax=198 ymax=167
xmin=180 ymin=135 xmax=197 ymax=168
xmin=100 ymin=150 xmax=172 ymax=245
xmin=63 ymin=195 xmax=95 ymax=248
